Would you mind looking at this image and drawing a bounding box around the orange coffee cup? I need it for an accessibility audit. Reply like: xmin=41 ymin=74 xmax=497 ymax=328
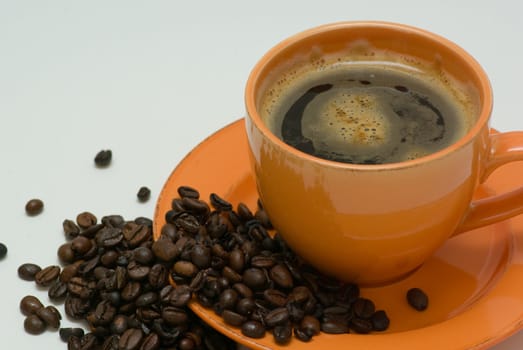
xmin=245 ymin=21 xmax=523 ymax=285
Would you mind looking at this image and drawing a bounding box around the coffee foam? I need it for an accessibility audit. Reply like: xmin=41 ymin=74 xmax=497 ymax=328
xmin=258 ymin=48 xmax=479 ymax=164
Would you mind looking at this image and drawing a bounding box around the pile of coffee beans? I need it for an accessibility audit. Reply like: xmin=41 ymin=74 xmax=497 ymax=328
xmin=157 ymin=186 xmax=391 ymax=344
xmin=18 ymin=211 xmax=235 ymax=349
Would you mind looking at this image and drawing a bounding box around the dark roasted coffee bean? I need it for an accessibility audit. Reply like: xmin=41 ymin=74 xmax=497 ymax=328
xmin=25 ymin=198 xmax=44 ymax=216
xmin=371 ymin=310 xmax=390 ymax=331
xmin=289 ymin=286 xmax=310 ymax=303
xmin=338 ymin=282 xmax=360 ymax=303
xmin=123 ymin=223 xmax=151 ymax=247
xmin=102 ymin=214 xmax=125 ymax=227
xmin=134 ymin=216 xmax=152 ymax=227
xmin=209 ymin=193 xmax=233 ymax=211
xmin=137 ymin=186 xmax=151 ymax=202
xmin=166 ymin=285 xmax=192 ymax=307
xmin=294 ymin=327 xmax=313 ymax=342
xmin=265 ymin=307 xmax=290 ymax=327
xmin=263 ymin=289 xmax=287 ymax=307
xmin=79 ymin=223 xmax=104 ymax=239
xmin=60 ymin=327 xmax=85 ymax=342
xmin=37 ymin=305 xmax=61 ymax=328
xmin=321 ymin=320 xmax=349 ymax=334
xmin=133 ymin=247 xmax=154 ymax=265
xmin=20 ymin=295 xmax=44 ymax=316
xmin=270 ymin=264 xmax=293 ymax=289
xmin=60 ymin=261 xmax=82 ymax=283
xmin=67 ymin=335 xmax=82 ymax=350
xmin=68 ymin=277 xmax=95 ymax=299
xmin=127 ymin=261 xmax=150 ymax=280
xmin=94 ymin=149 xmax=112 ymax=167
xmin=162 ymin=306 xmax=188 ymax=326
xmin=190 ymin=244 xmax=211 ymax=269
xmin=301 ymin=315 xmax=321 ymax=335
xmin=96 ymin=227 xmax=124 ymax=247
xmin=250 ymin=255 xmax=275 ymax=269
xmin=24 ymin=314 xmax=46 ymax=334
xmin=71 ymin=236 xmax=93 ymax=256
xmin=242 ymin=268 xmax=268 ymax=291
xmin=237 ymin=202 xmax=254 ymax=221
xmin=48 ymin=280 xmax=68 ymax=300
xmin=35 ymin=265 xmax=60 ymax=286
xmin=135 ymin=292 xmax=158 ymax=307
xmin=271 ymin=325 xmax=291 ymax=345
xmin=148 ymin=264 xmax=168 ymax=289
xmin=177 ymin=185 xmax=200 ymax=199
xmin=351 ymin=317 xmax=373 ymax=334
xmin=121 ymin=281 xmax=142 ymax=301
xmin=151 ymin=235 xmax=178 ymax=262
xmin=236 ymin=297 xmax=256 ymax=316
xmin=79 ymin=333 xmax=98 ymax=349
xmin=254 ymin=209 xmax=272 ymax=229
xmin=173 ymin=261 xmax=198 ymax=278
xmin=119 ymin=328 xmax=143 ymax=350
xmin=101 ymin=334 xmax=119 ymax=350
xmin=91 ymin=300 xmax=117 ymax=326
xmin=182 ymin=197 xmax=210 ymax=215
xmin=57 ymin=243 xmax=76 ymax=264
xmin=110 ymin=314 xmax=128 ymax=335
xmin=407 ymin=287 xmax=429 ymax=311
xmin=63 ymin=219 xmax=81 ymax=239
xmin=18 ymin=263 xmax=42 ymax=281
xmin=220 ymin=309 xmax=245 ymax=327
xmin=65 ymin=296 xmax=90 ymax=319
xmin=241 ymin=320 xmax=265 ymax=338
xmin=232 ymin=283 xmax=253 ymax=299
xmin=353 ymin=297 xmax=375 ymax=319
xmin=0 ymin=242 xmax=6 ymax=259
xmin=228 ymin=249 xmax=245 ymax=273
xmin=101 ymin=250 xmax=119 ymax=267
xmin=221 ymin=266 xmax=242 ymax=284
xmin=76 ymin=211 xmax=97 ymax=229
xmin=218 ymin=288 xmax=238 ymax=310
xmin=140 ymin=332 xmax=160 ymax=350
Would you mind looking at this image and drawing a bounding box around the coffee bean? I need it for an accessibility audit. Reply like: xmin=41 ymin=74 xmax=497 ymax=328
xmin=135 ymin=292 xmax=158 ymax=307
xmin=351 ymin=317 xmax=373 ymax=334
xmin=67 ymin=335 xmax=82 ymax=350
xmin=0 ymin=242 xmax=6 ymax=259
xmin=119 ymin=328 xmax=143 ymax=350
xmin=140 ymin=332 xmax=160 ymax=350
xmin=109 ymin=314 xmax=128 ymax=335
xmin=36 ymin=305 xmax=61 ymax=328
xmin=71 ymin=236 xmax=93 ymax=256
xmin=96 ymin=227 xmax=124 ymax=247
xmin=35 ymin=265 xmax=60 ymax=286
xmin=236 ymin=297 xmax=256 ymax=316
xmin=65 ymin=296 xmax=90 ymax=319
xmin=165 ymin=284 xmax=192 ymax=307
xmin=162 ymin=306 xmax=188 ymax=326
xmin=18 ymin=263 xmax=42 ymax=281
xmin=228 ymin=249 xmax=245 ymax=273
xmin=24 ymin=314 xmax=46 ymax=334
xmin=407 ymin=287 xmax=429 ymax=311
xmin=177 ymin=185 xmax=200 ymax=199
xmin=59 ymin=327 xmax=85 ymax=342
xmin=133 ymin=247 xmax=154 ymax=265
xmin=137 ymin=186 xmax=151 ymax=202
xmin=121 ymin=281 xmax=142 ymax=301
xmin=273 ymin=324 xmax=292 ymax=345
xmin=353 ymin=297 xmax=375 ymax=319
xmin=48 ymin=280 xmax=68 ymax=300
xmin=241 ymin=320 xmax=265 ymax=338
xmin=77 ymin=211 xmax=97 ymax=229
xmin=294 ymin=327 xmax=313 ymax=342
xmin=57 ymin=243 xmax=76 ymax=264
xmin=265 ymin=307 xmax=289 ymax=327
xmin=25 ymin=198 xmax=44 ymax=216
xmin=127 ymin=261 xmax=150 ymax=281
xmin=300 ymin=315 xmax=321 ymax=335
xmin=20 ymin=295 xmax=44 ymax=316
xmin=68 ymin=276 xmax=96 ymax=299
xmin=270 ymin=264 xmax=293 ymax=289
xmin=60 ymin=261 xmax=82 ymax=282
xmin=94 ymin=149 xmax=112 ymax=167
xmin=174 ymin=261 xmax=198 ymax=278
xmin=242 ymin=268 xmax=268 ymax=291
xmin=152 ymin=235 xmax=178 ymax=262
xmin=209 ymin=193 xmax=233 ymax=211
xmin=321 ymin=320 xmax=349 ymax=334
xmin=63 ymin=219 xmax=81 ymax=239
xmin=222 ymin=310 xmax=246 ymax=327
xmin=148 ymin=263 xmax=168 ymax=289
xmin=371 ymin=310 xmax=390 ymax=331
xmin=263 ymin=289 xmax=287 ymax=307
xmin=218 ymin=288 xmax=238 ymax=310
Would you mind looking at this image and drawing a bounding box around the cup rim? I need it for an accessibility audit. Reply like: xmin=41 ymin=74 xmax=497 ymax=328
xmin=244 ymin=21 xmax=493 ymax=170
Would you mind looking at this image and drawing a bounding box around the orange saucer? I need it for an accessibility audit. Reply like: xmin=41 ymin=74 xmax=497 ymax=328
xmin=154 ymin=119 xmax=523 ymax=350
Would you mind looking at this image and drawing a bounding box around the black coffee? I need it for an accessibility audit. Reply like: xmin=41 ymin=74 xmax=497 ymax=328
xmin=263 ymin=64 xmax=474 ymax=164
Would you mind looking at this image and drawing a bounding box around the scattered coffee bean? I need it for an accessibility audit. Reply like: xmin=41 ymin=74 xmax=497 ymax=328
xmin=24 ymin=314 xmax=46 ymax=335
xmin=407 ymin=287 xmax=429 ymax=311
xmin=20 ymin=295 xmax=44 ymax=316
xmin=25 ymin=198 xmax=44 ymax=216
xmin=137 ymin=186 xmax=151 ymax=202
xmin=59 ymin=327 xmax=85 ymax=342
xmin=94 ymin=149 xmax=112 ymax=167
xmin=0 ymin=242 xmax=6 ymax=259
xmin=371 ymin=310 xmax=390 ymax=331
xmin=18 ymin=263 xmax=41 ymax=281
xmin=34 ymin=265 xmax=60 ymax=286
xmin=36 ymin=305 xmax=61 ymax=328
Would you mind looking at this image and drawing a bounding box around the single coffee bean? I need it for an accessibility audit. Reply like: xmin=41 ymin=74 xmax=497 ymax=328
xmin=0 ymin=242 xmax=6 ymax=259
xmin=242 ymin=268 xmax=268 ymax=291
xmin=67 ymin=335 xmax=81 ymax=350
xmin=36 ymin=305 xmax=61 ymax=328
xmin=241 ymin=320 xmax=265 ymax=338
xmin=119 ymin=328 xmax=143 ymax=350
xmin=140 ymin=332 xmax=160 ymax=350
xmin=269 ymin=264 xmax=293 ymax=289
xmin=59 ymin=327 xmax=85 ymax=342
xmin=96 ymin=227 xmax=124 ymax=247
xmin=264 ymin=307 xmax=290 ymax=328
xmin=48 ymin=280 xmax=68 ymax=300
xmin=68 ymin=276 xmax=96 ymax=299
xmin=34 ymin=265 xmax=61 ymax=286
xmin=20 ymin=295 xmax=44 ymax=316
xmin=94 ymin=149 xmax=112 ymax=167
xmin=300 ymin=315 xmax=321 ymax=335
xmin=109 ymin=314 xmax=128 ymax=335
xmin=127 ymin=261 xmax=150 ymax=281
xmin=148 ymin=263 xmax=168 ymax=289
xmin=273 ymin=325 xmax=292 ymax=345
xmin=371 ymin=310 xmax=390 ymax=331
xmin=221 ymin=310 xmax=246 ymax=327
xmin=351 ymin=317 xmax=373 ymax=334
xmin=294 ymin=327 xmax=313 ymax=342
xmin=263 ymin=289 xmax=287 ymax=307
xmin=209 ymin=193 xmax=233 ymax=211
xmin=18 ymin=263 xmax=42 ymax=281
xmin=353 ymin=297 xmax=375 ymax=319
xmin=236 ymin=297 xmax=256 ymax=316
xmin=135 ymin=292 xmax=158 ymax=307
xmin=133 ymin=247 xmax=154 ymax=265
xmin=177 ymin=185 xmax=200 ymax=199
xmin=76 ymin=211 xmax=97 ymax=229
xmin=321 ymin=320 xmax=349 ymax=334
xmin=407 ymin=287 xmax=429 ymax=311
xmin=162 ymin=306 xmax=188 ymax=326
xmin=228 ymin=249 xmax=245 ymax=273
xmin=71 ymin=236 xmax=93 ymax=256
xmin=121 ymin=281 xmax=142 ymax=301
xmin=57 ymin=243 xmax=76 ymax=264
xmin=218 ymin=289 xmax=239 ymax=310
xmin=174 ymin=260 xmax=198 ymax=279
xmin=60 ymin=261 xmax=82 ymax=283
xmin=123 ymin=222 xmax=151 ymax=248
xmin=65 ymin=296 xmax=90 ymax=319
xmin=63 ymin=219 xmax=81 ymax=239
xmin=137 ymin=186 xmax=151 ymax=202
xmin=24 ymin=314 xmax=46 ymax=335
xmin=79 ymin=333 xmax=98 ymax=349
xmin=25 ymin=198 xmax=44 ymax=216
xmin=101 ymin=250 xmax=119 ymax=267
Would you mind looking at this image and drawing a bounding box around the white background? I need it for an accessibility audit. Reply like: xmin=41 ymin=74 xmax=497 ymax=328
xmin=1 ymin=1 xmax=522 ymax=349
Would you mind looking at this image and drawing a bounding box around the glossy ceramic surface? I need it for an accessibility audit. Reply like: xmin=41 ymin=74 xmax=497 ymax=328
xmin=154 ymin=120 xmax=523 ymax=350
xmin=244 ymin=21 xmax=523 ymax=284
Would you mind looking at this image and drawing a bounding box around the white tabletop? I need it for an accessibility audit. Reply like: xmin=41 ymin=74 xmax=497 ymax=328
xmin=1 ymin=1 xmax=522 ymax=349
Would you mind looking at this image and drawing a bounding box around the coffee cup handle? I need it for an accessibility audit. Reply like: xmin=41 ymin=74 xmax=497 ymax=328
xmin=455 ymin=130 xmax=523 ymax=235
